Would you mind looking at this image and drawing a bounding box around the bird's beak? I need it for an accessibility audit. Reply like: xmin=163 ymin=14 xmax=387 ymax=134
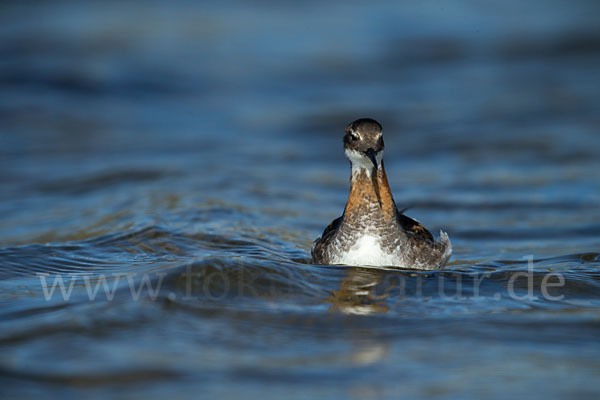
xmin=365 ymin=148 xmax=378 ymax=168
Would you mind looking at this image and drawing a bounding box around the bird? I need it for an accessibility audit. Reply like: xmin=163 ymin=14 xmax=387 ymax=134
xmin=311 ymin=118 xmax=451 ymax=270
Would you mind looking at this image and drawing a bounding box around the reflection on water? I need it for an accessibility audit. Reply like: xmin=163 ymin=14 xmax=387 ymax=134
xmin=327 ymin=269 xmax=391 ymax=315
xmin=1 ymin=0 xmax=600 ymax=398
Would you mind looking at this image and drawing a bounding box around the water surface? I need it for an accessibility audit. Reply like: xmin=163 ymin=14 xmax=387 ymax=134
xmin=1 ymin=1 xmax=600 ymax=398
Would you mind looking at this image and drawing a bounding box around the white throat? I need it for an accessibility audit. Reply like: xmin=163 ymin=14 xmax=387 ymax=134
xmin=345 ymin=148 xmax=383 ymax=178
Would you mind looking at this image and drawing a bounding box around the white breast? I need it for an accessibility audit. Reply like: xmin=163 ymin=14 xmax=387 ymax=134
xmin=333 ymin=233 xmax=398 ymax=267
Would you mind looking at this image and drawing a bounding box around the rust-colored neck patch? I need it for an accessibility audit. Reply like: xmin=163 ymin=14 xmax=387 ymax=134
xmin=344 ymin=161 xmax=397 ymax=220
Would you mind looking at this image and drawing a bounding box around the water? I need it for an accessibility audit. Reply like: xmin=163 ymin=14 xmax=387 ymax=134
xmin=1 ymin=0 xmax=600 ymax=398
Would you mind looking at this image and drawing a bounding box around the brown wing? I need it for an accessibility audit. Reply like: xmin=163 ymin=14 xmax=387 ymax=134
xmin=311 ymin=216 xmax=343 ymax=263
xmin=397 ymin=212 xmax=434 ymax=242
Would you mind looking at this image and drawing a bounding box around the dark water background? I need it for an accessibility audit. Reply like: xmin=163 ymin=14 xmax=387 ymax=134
xmin=1 ymin=0 xmax=600 ymax=398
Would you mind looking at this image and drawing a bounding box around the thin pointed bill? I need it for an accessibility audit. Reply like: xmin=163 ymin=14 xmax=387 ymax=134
xmin=365 ymin=148 xmax=378 ymax=168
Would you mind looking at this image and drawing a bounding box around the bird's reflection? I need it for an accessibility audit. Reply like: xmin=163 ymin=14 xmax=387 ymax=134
xmin=326 ymin=267 xmax=396 ymax=315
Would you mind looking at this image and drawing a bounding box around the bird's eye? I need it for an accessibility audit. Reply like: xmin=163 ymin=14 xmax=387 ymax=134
xmin=349 ymin=132 xmax=359 ymax=141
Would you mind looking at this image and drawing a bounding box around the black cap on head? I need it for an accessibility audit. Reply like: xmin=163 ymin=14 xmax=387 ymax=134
xmin=345 ymin=118 xmax=382 ymax=136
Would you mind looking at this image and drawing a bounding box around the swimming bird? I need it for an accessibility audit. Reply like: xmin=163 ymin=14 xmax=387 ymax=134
xmin=311 ymin=118 xmax=451 ymax=270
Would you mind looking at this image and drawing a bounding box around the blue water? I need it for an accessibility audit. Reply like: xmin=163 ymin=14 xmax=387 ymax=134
xmin=1 ymin=0 xmax=600 ymax=398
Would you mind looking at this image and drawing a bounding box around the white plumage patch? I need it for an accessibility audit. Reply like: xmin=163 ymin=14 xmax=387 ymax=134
xmin=345 ymin=148 xmax=383 ymax=178
xmin=328 ymin=230 xmax=452 ymax=269
xmin=334 ymin=233 xmax=397 ymax=267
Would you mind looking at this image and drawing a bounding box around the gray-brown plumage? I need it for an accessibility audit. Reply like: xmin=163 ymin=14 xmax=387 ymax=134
xmin=311 ymin=118 xmax=451 ymax=269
